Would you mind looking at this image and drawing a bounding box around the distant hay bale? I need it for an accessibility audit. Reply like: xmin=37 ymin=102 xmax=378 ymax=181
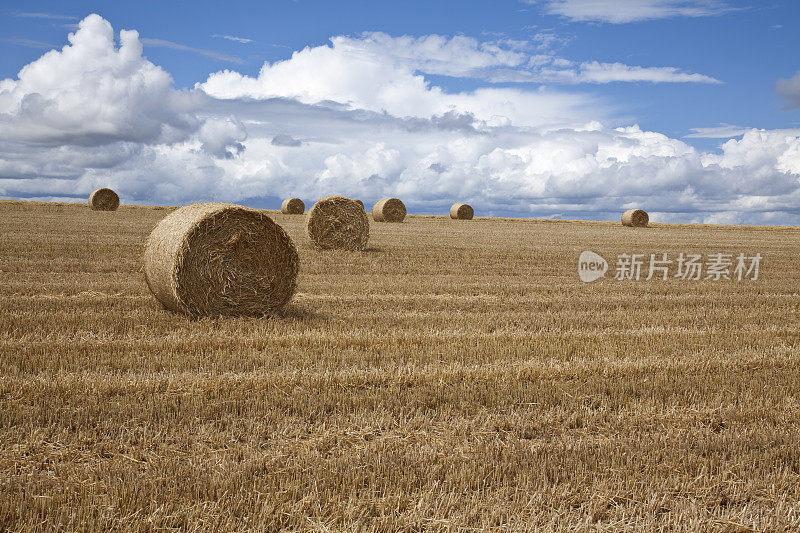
xmin=450 ymin=203 xmax=474 ymax=220
xmin=88 ymin=188 xmax=119 ymax=211
xmin=306 ymin=196 xmax=369 ymax=251
xmin=372 ymin=198 xmax=406 ymax=223
xmin=621 ymin=209 xmax=649 ymax=227
xmin=143 ymin=202 xmax=299 ymax=317
xmin=281 ymin=198 xmax=305 ymax=214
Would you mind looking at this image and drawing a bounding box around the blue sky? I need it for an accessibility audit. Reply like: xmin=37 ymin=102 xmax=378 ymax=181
xmin=1 ymin=0 xmax=799 ymax=223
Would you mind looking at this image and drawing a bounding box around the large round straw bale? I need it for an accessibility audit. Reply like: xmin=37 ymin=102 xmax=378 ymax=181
xmin=89 ymin=188 xmax=119 ymax=211
xmin=306 ymin=196 xmax=369 ymax=251
xmin=372 ymin=198 xmax=406 ymax=223
xmin=621 ymin=209 xmax=649 ymax=227
xmin=281 ymin=198 xmax=305 ymax=214
xmin=450 ymin=203 xmax=474 ymax=220
xmin=354 ymin=199 xmax=365 ymax=211
xmin=143 ymin=203 xmax=299 ymax=317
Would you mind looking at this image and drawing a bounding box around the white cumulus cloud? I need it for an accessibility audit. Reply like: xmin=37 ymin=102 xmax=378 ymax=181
xmin=0 ymin=14 xmax=204 ymax=146
xmin=199 ymin=39 xmax=599 ymax=128
xmin=200 ymin=32 xmax=719 ymax=126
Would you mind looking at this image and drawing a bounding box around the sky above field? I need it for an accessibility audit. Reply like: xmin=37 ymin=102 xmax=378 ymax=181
xmin=1 ymin=0 xmax=799 ymax=223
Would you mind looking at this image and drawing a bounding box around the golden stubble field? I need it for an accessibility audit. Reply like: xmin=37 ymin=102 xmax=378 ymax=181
xmin=1 ymin=201 xmax=799 ymax=531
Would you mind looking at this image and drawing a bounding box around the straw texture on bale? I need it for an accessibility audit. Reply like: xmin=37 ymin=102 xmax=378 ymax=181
xmin=143 ymin=203 xmax=299 ymax=317
xmin=450 ymin=203 xmax=474 ymax=220
xmin=354 ymin=199 xmax=365 ymax=211
xmin=621 ymin=209 xmax=649 ymax=227
xmin=306 ymin=196 xmax=369 ymax=251
xmin=281 ymin=198 xmax=305 ymax=214
xmin=372 ymin=198 xmax=406 ymax=222
xmin=88 ymin=188 xmax=120 ymax=211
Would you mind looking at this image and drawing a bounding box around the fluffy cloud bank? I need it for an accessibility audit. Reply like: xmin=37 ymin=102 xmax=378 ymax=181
xmin=1 ymin=14 xmax=799 ymax=225
xmin=200 ymin=32 xmax=719 ymax=121
xmin=0 ymin=14 xmax=201 ymax=146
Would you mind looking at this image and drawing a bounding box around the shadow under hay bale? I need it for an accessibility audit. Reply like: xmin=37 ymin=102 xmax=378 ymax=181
xmin=143 ymin=202 xmax=299 ymax=317
xmin=281 ymin=198 xmax=305 ymax=214
xmin=372 ymin=198 xmax=406 ymax=222
xmin=450 ymin=203 xmax=474 ymax=220
xmin=621 ymin=209 xmax=649 ymax=227
xmin=306 ymin=196 xmax=369 ymax=251
xmin=89 ymin=188 xmax=120 ymax=211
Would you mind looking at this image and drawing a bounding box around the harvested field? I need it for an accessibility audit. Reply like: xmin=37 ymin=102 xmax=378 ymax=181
xmin=1 ymin=200 xmax=799 ymax=531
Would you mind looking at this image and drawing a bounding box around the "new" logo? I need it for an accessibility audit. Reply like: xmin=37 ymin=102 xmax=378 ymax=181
xmin=578 ymin=251 xmax=608 ymax=283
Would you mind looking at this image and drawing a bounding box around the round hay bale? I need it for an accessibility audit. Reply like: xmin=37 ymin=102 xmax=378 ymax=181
xmin=621 ymin=209 xmax=649 ymax=227
xmin=450 ymin=203 xmax=474 ymax=220
xmin=354 ymin=199 xmax=365 ymax=211
xmin=143 ymin=203 xmax=299 ymax=317
xmin=89 ymin=188 xmax=119 ymax=211
xmin=372 ymin=198 xmax=406 ymax=223
xmin=306 ymin=196 xmax=369 ymax=251
xmin=281 ymin=198 xmax=305 ymax=214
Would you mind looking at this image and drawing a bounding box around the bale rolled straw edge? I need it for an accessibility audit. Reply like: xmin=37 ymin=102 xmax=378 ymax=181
xmin=281 ymin=198 xmax=305 ymax=214
xmin=450 ymin=203 xmax=474 ymax=220
xmin=372 ymin=198 xmax=407 ymax=222
xmin=621 ymin=209 xmax=649 ymax=227
xmin=89 ymin=188 xmax=120 ymax=211
xmin=306 ymin=196 xmax=369 ymax=251
xmin=143 ymin=202 xmax=299 ymax=317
